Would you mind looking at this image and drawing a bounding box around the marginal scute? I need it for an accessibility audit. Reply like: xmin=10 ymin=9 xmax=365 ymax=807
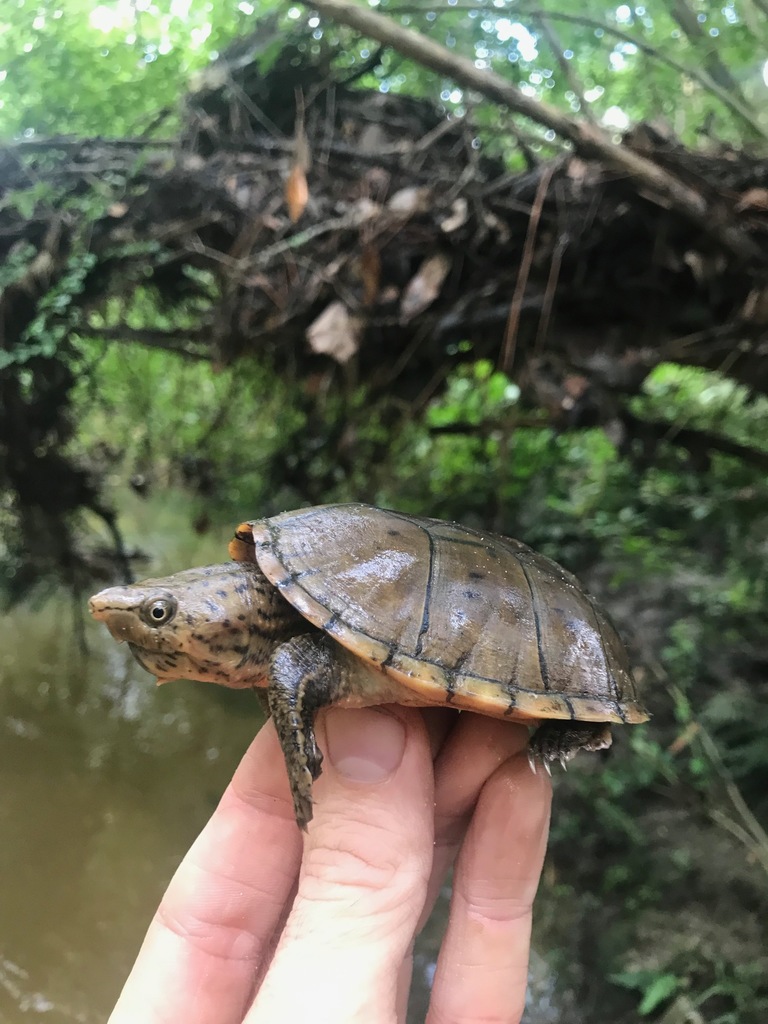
xmin=238 ymin=503 xmax=649 ymax=726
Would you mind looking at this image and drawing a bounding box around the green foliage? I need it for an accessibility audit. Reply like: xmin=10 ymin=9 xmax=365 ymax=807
xmin=611 ymin=969 xmax=682 ymax=1015
xmin=69 ymin=334 xmax=306 ymax=520
xmin=0 ymin=0 xmax=263 ymax=138
xmin=3 ymin=3 xmax=767 ymax=1019
xmin=2 ymin=0 xmax=766 ymax=148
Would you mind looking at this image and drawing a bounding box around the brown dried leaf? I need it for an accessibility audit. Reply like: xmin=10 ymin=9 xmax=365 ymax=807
xmin=741 ymin=287 xmax=768 ymax=324
xmin=387 ymin=186 xmax=431 ymax=216
xmin=285 ymin=163 xmax=309 ymax=223
xmin=399 ymin=253 xmax=451 ymax=323
xmin=307 ymin=301 xmax=361 ymax=363
xmin=440 ymin=197 xmax=468 ymax=233
xmin=735 ymin=187 xmax=768 ymax=213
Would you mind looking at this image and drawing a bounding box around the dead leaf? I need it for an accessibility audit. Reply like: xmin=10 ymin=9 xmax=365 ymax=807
xmin=735 ymin=187 xmax=768 ymax=213
xmin=741 ymin=287 xmax=768 ymax=324
xmin=399 ymin=253 xmax=451 ymax=323
xmin=107 ymin=202 xmax=128 ymax=218
xmin=387 ymin=186 xmax=431 ymax=216
xmin=285 ymin=163 xmax=309 ymax=223
xmin=440 ymin=197 xmax=468 ymax=233
xmin=307 ymin=301 xmax=361 ymax=363
xmin=566 ymin=157 xmax=589 ymax=183
xmin=285 ymin=88 xmax=311 ymax=223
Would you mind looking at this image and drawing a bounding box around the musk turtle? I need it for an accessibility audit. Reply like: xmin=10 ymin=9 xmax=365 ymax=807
xmin=89 ymin=503 xmax=648 ymax=828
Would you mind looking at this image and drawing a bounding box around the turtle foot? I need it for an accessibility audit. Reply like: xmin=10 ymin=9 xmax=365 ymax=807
xmin=528 ymin=721 xmax=612 ymax=772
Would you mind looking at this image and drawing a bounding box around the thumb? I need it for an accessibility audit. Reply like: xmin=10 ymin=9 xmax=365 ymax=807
xmin=248 ymin=705 xmax=434 ymax=1024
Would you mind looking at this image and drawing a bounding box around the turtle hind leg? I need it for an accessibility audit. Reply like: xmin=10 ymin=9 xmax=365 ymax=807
xmin=268 ymin=633 xmax=344 ymax=831
xmin=528 ymin=720 xmax=613 ymax=773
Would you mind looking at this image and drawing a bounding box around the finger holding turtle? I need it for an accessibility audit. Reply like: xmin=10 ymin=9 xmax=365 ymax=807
xmin=107 ymin=703 xmax=551 ymax=1024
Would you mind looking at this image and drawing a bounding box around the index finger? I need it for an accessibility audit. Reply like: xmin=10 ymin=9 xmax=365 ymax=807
xmin=109 ymin=721 xmax=302 ymax=1024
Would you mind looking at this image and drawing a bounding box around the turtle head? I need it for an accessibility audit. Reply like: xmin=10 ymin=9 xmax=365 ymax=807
xmin=89 ymin=561 xmax=297 ymax=688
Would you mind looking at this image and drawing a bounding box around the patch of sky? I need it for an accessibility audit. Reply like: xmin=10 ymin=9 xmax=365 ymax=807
xmin=609 ymin=42 xmax=637 ymax=71
xmin=496 ymin=19 xmax=538 ymax=61
xmin=616 ymin=4 xmax=632 ymax=23
xmin=603 ymin=105 xmax=629 ymax=129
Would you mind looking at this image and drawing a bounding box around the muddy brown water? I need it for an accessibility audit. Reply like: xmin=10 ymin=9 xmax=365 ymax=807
xmin=0 ymin=502 xmax=567 ymax=1023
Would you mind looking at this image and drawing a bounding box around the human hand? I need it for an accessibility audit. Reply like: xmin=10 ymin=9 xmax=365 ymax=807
xmin=108 ymin=705 xmax=552 ymax=1024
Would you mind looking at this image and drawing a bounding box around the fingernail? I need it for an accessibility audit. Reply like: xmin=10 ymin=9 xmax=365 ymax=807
xmin=325 ymin=707 xmax=406 ymax=782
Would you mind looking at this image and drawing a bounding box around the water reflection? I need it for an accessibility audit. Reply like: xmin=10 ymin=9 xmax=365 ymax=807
xmin=0 ymin=594 xmax=263 ymax=1023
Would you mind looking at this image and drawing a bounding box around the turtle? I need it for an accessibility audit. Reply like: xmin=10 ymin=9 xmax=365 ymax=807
xmin=89 ymin=503 xmax=648 ymax=829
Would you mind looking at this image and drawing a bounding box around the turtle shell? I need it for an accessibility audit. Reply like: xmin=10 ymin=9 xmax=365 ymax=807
xmin=230 ymin=504 xmax=648 ymax=725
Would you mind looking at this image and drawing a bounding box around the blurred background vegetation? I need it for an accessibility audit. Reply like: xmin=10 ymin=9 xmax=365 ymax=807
xmin=1 ymin=1 xmax=767 ymax=1022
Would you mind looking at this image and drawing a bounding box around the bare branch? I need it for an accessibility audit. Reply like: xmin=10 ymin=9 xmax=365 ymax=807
xmin=304 ymin=0 xmax=760 ymax=261
xmin=666 ymin=0 xmax=745 ymax=98
xmin=533 ymin=11 xmax=596 ymax=126
xmin=385 ymin=3 xmax=766 ymax=140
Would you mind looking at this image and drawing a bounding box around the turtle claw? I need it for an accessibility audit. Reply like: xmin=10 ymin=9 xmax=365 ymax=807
xmin=559 ymin=754 xmax=569 ymax=771
xmin=528 ymin=749 xmax=538 ymax=774
xmin=543 ymin=759 xmax=552 ymax=777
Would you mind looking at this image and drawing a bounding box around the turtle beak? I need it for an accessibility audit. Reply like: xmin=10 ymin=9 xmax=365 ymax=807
xmin=88 ymin=594 xmax=108 ymax=621
xmin=88 ymin=589 xmax=140 ymax=643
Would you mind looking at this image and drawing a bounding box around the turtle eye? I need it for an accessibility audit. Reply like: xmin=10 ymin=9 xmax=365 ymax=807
xmin=141 ymin=596 xmax=177 ymax=627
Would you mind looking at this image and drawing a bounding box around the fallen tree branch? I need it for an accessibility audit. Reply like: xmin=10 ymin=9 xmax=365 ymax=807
xmin=386 ymin=3 xmax=766 ymax=139
xmin=305 ymin=0 xmax=760 ymax=261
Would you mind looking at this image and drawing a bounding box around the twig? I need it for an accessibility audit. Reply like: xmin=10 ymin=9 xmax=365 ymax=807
xmin=666 ymin=0 xmax=744 ymax=99
xmin=534 ymin=228 xmax=566 ymax=354
xmin=696 ymin=727 xmax=768 ymax=872
xmin=533 ymin=10 xmax=595 ymax=125
xmin=659 ymin=673 xmax=768 ymax=880
xmin=499 ymin=163 xmax=554 ymax=374
xmin=623 ymin=412 xmax=768 ymax=471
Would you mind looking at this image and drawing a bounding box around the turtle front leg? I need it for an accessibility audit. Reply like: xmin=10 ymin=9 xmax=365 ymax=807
xmin=268 ymin=633 xmax=344 ymax=830
xmin=528 ymin=720 xmax=613 ymax=773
